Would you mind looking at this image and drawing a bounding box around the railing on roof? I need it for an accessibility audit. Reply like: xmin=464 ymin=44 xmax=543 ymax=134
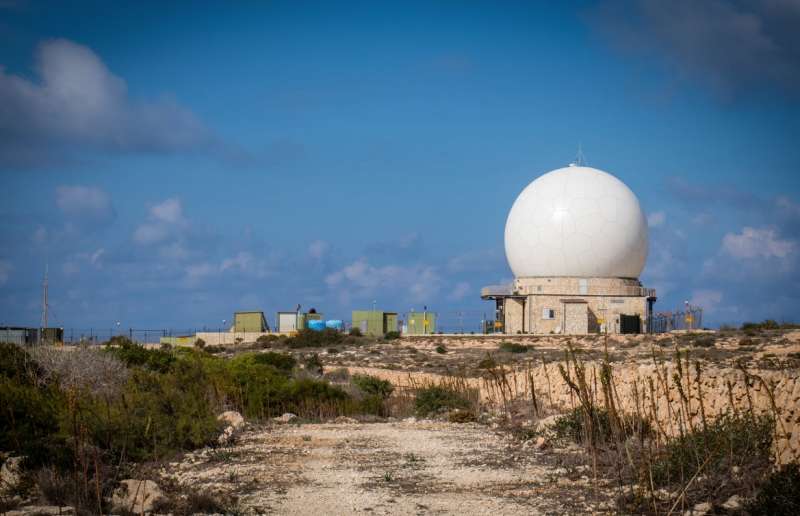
xmin=480 ymin=284 xmax=513 ymax=297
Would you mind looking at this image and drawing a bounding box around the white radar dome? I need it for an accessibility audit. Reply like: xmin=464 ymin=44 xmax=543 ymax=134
xmin=504 ymin=165 xmax=648 ymax=278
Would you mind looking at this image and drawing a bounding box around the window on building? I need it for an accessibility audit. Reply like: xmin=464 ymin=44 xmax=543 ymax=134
xmin=542 ymin=308 xmax=555 ymax=320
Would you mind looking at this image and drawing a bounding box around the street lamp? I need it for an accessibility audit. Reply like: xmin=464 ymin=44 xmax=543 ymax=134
xmin=115 ymin=321 xmax=120 ymax=337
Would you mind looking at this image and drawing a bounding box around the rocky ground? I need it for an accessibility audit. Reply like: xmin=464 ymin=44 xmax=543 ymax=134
xmin=162 ymin=419 xmax=610 ymax=515
xmin=154 ymin=328 xmax=799 ymax=514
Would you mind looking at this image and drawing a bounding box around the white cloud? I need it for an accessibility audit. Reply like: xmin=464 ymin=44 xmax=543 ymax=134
xmin=325 ymin=258 xmax=441 ymax=303
xmin=220 ymin=252 xmax=253 ymax=272
xmin=133 ymin=198 xmax=186 ymax=245
xmin=448 ymin=281 xmax=471 ymax=301
xmin=150 ymin=198 xmax=184 ymax=224
xmin=647 ymin=211 xmax=666 ymax=227
xmin=308 ymin=240 xmax=329 ymax=261
xmin=56 ymin=185 xmax=114 ymax=219
xmin=185 ymin=263 xmax=215 ymax=285
xmin=722 ymin=227 xmax=795 ymax=260
xmin=0 ymin=39 xmax=214 ymax=167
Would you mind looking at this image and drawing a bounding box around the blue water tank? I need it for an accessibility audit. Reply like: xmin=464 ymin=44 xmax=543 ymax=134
xmin=325 ymin=320 xmax=343 ymax=330
xmin=307 ymin=320 xmax=327 ymax=331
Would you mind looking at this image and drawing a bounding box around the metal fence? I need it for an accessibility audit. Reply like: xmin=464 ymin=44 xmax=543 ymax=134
xmin=649 ymin=307 xmax=704 ymax=333
xmin=60 ymin=328 xmax=202 ymax=345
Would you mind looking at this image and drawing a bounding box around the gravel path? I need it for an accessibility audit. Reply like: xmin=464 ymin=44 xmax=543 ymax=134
xmin=165 ymin=420 xmax=610 ymax=515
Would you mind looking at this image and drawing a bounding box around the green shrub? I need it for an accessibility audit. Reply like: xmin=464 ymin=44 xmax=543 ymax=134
xmin=352 ymin=375 xmax=394 ymax=399
xmin=82 ymin=357 xmax=222 ymax=462
xmin=477 ymin=354 xmax=497 ymax=370
xmin=204 ymin=345 xmax=226 ymax=354
xmin=194 ymin=338 xmax=206 ymax=349
xmin=384 ymin=331 xmax=401 ymax=340
xmin=552 ymin=407 xmax=651 ymax=446
xmin=323 ymin=367 xmax=350 ymax=383
xmin=415 ymin=386 xmax=470 ymax=417
xmin=499 ymin=342 xmax=531 ymax=353
xmin=304 ymin=353 xmax=323 ymax=375
xmin=435 ymin=345 xmax=447 ymax=354
xmin=748 ymin=462 xmax=800 ymax=515
xmin=351 ymin=375 xmax=394 ymax=416
xmin=253 ymin=352 xmax=296 ymax=374
xmin=0 ymin=375 xmax=66 ymax=467
xmin=282 ymin=377 xmax=349 ymax=414
xmin=448 ymin=409 xmax=477 ymax=423
xmin=651 ymin=413 xmax=774 ymax=488
xmin=255 ymin=334 xmax=280 ymax=348
xmin=349 ymin=327 xmax=363 ymax=337
xmin=286 ymin=328 xmax=343 ymax=348
xmin=105 ymin=338 xmax=175 ymax=373
xmin=692 ymin=336 xmax=715 ymax=348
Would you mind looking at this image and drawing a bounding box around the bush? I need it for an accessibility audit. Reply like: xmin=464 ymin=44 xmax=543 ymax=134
xmin=415 ymin=386 xmax=471 ymax=417
xmin=748 ymin=462 xmax=800 ymax=515
xmin=692 ymin=336 xmax=715 ymax=348
xmin=650 ymin=413 xmax=774 ymax=488
xmin=477 ymin=355 xmax=497 ymax=370
xmin=448 ymin=409 xmax=477 ymax=423
xmin=286 ymin=328 xmax=343 ymax=349
xmin=30 ymin=346 xmax=129 ymax=396
xmin=85 ymin=357 xmax=222 ymax=462
xmin=552 ymin=407 xmax=650 ymax=446
xmin=194 ymin=338 xmax=206 ymax=349
xmin=499 ymin=342 xmax=531 ymax=353
xmin=304 ymin=353 xmax=323 ymax=375
xmin=435 ymin=345 xmax=447 ymax=354
xmin=253 ymin=352 xmax=296 ymax=374
xmin=384 ymin=331 xmax=401 ymax=340
xmin=349 ymin=327 xmax=363 ymax=337
xmin=323 ymin=368 xmax=351 ymax=383
xmin=255 ymin=334 xmax=280 ymax=348
xmin=105 ymin=338 xmax=175 ymax=373
xmin=352 ymin=375 xmax=394 ymax=399
xmin=204 ymin=345 xmax=226 ymax=354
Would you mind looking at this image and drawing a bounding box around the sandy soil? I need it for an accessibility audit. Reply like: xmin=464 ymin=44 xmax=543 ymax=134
xmin=164 ymin=420 xmax=610 ymax=515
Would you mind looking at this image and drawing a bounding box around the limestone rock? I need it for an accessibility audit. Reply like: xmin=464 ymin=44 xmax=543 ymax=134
xmin=217 ymin=410 xmax=245 ymax=430
xmin=273 ymin=412 xmax=297 ymax=423
xmin=217 ymin=410 xmax=245 ymax=444
xmin=533 ymin=436 xmax=549 ymax=450
xmin=111 ymin=479 xmax=164 ymax=514
xmin=683 ymin=501 xmax=711 ymax=515
xmin=722 ymin=495 xmax=741 ymax=510
xmin=0 ymin=456 xmax=23 ymax=494
xmin=333 ymin=416 xmax=359 ymax=424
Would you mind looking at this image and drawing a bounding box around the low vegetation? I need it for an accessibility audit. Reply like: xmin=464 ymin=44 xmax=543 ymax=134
xmin=0 ymin=338 xmax=403 ymax=513
xmin=498 ymin=341 xmax=532 ymax=353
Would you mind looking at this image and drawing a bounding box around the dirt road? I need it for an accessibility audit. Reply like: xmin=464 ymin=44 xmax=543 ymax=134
xmin=165 ymin=420 xmax=610 ymax=515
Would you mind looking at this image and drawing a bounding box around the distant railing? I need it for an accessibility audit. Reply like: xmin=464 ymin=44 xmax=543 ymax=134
xmin=649 ymin=307 xmax=704 ymax=333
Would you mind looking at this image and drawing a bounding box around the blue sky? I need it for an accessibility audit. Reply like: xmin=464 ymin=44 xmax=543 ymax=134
xmin=1 ymin=0 xmax=799 ymax=331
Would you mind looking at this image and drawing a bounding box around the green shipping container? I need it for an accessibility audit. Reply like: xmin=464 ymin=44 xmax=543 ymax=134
xmin=351 ymin=310 xmax=398 ymax=337
xmin=405 ymin=312 xmax=436 ymax=335
xmin=233 ymin=312 xmax=268 ymax=332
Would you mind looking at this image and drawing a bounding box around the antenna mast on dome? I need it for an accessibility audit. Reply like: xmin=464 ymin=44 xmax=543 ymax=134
xmin=569 ymin=144 xmax=588 ymax=167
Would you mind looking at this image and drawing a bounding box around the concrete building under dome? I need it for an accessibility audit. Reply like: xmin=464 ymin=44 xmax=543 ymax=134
xmin=482 ymin=164 xmax=656 ymax=335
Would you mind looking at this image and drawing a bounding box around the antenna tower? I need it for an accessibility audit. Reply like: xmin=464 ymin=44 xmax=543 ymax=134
xmin=40 ymin=263 xmax=48 ymax=344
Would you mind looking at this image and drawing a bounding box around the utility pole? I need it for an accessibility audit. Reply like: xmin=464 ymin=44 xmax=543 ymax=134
xmin=40 ymin=263 xmax=48 ymax=345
